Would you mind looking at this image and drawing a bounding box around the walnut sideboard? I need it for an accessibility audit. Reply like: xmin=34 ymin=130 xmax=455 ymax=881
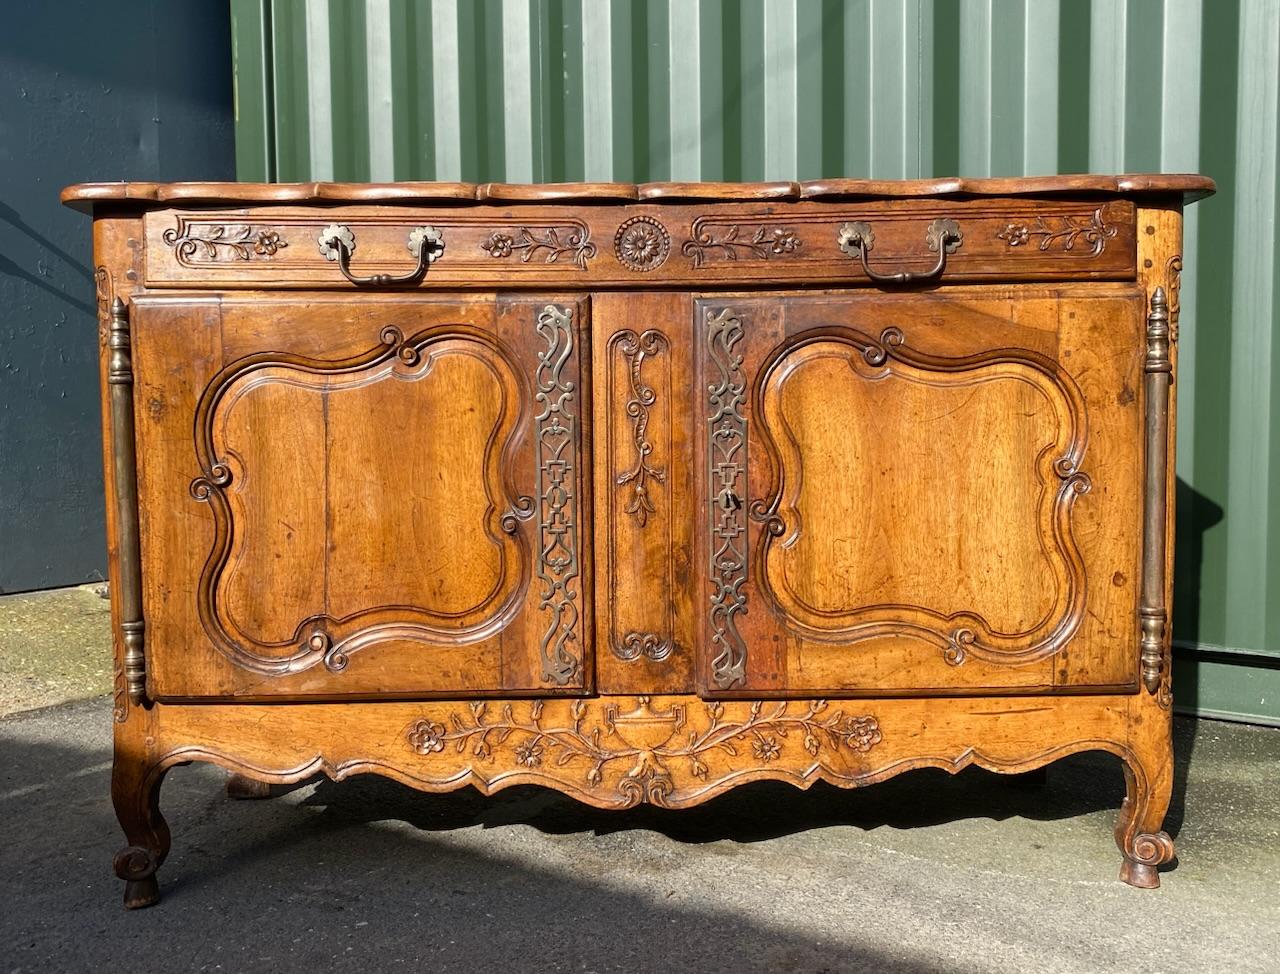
xmin=63 ymin=174 xmax=1213 ymax=907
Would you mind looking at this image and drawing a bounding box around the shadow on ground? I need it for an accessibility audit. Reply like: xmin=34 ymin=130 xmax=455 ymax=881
xmin=2 ymin=698 xmax=1276 ymax=974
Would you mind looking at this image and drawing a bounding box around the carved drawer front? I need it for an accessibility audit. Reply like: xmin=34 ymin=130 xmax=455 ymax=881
xmin=142 ymin=199 xmax=1136 ymax=290
xmin=694 ymin=288 xmax=1146 ymax=697
xmin=130 ymin=293 xmax=592 ymax=699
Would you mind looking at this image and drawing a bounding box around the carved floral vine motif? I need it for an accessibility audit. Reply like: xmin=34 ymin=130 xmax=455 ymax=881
xmin=163 ymin=221 xmax=288 ymax=263
xmin=614 ymin=329 xmax=668 ymax=528
xmin=1166 ymin=254 xmax=1182 ymax=342
xmin=535 ymin=306 xmax=583 ymax=686
xmin=706 ymin=308 xmax=749 ymax=689
xmin=480 ymin=225 xmax=597 ymax=270
xmin=95 ymin=264 xmax=114 ymax=346
xmin=614 ymin=216 xmax=671 ymax=271
xmin=682 ymin=224 xmax=801 ymax=267
xmin=996 ymin=208 xmax=1117 ymax=256
xmin=404 ymin=697 xmax=881 ymax=806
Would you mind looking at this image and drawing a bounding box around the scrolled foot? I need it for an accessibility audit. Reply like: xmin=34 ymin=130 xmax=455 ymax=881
xmin=1119 ymin=830 xmax=1175 ymax=889
xmin=114 ymin=845 xmax=161 ymax=909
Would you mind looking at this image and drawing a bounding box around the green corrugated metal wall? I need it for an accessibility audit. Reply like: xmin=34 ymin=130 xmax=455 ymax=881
xmin=230 ymin=0 xmax=1280 ymax=725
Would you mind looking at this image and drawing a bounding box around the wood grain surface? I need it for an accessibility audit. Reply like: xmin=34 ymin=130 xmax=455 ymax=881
xmin=75 ymin=178 xmax=1195 ymax=905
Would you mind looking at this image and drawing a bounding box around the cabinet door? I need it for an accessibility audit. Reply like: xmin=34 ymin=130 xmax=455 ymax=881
xmin=132 ymin=293 xmax=591 ymax=699
xmin=694 ymin=288 xmax=1145 ymax=696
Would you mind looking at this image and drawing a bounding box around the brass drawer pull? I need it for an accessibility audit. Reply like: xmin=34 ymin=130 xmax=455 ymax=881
xmin=317 ymin=224 xmax=445 ymax=285
xmin=837 ymin=218 xmax=962 ymax=284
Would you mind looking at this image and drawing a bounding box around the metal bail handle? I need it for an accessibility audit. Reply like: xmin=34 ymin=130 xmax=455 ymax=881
xmin=317 ymin=224 xmax=445 ymax=286
xmin=836 ymin=218 xmax=963 ymax=285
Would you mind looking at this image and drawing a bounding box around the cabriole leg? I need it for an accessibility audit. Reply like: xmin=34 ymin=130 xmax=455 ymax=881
xmin=112 ymin=754 xmax=172 ymax=909
xmin=1114 ymin=744 xmax=1176 ymax=888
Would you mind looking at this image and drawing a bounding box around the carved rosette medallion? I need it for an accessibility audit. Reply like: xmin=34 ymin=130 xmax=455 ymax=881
xmin=614 ymin=216 xmax=671 ymax=272
xmin=705 ymin=308 xmax=749 ymax=689
xmin=682 ymin=222 xmax=801 ymax=267
xmin=480 ymin=224 xmax=597 ymax=270
xmin=403 ymin=697 xmax=882 ymax=807
xmin=535 ymin=305 xmax=583 ymax=685
xmin=996 ymin=208 xmax=1117 ymax=256
xmin=163 ymin=219 xmax=288 ymax=264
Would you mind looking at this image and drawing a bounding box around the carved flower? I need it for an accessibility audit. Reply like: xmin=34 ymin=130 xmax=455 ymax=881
xmin=838 ymin=717 xmax=882 ymax=753
xmin=998 ymin=223 xmax=1031 ymax=247
xmin=769 ymin=228 xmax=799 ymax=254
xmin=407 ymin=720 xmax=446 ymax=754
xmin=472 ymin=740 xmax=491 ymax=759
xmin=614 ymin=216 xmax=670 ymax=271
xmin=752 ymin=735 xmax=782 ymax=762
xmin=689 ymin=755 xmax=709 ymax=780
xmin=482 ymin=232 xmax=514 ymax=258
xmin=515 ymin=739 xmax=545 ymax=767
xmin=253 ymin=229 xmax=286 ymax=256
xmin=804 ymin=733 xmax=821 ymax=756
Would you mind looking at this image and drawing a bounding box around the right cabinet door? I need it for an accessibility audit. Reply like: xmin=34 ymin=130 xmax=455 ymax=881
xmin=695 ymin=287 xmax=1147 ymax=696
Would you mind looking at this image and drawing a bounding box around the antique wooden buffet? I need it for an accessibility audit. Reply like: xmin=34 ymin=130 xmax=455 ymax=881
xmin=63 ymin=174 xmax=1213 ymax=907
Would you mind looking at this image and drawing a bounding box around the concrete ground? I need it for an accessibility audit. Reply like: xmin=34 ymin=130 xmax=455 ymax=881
xmin=1 ymin=589 xmax=1277 ymax=973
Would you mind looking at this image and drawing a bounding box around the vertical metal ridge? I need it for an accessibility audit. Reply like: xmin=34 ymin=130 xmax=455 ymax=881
xmin=1225 ymin=0 xmax=1278 ymax=651
xmin=107 ymin=298 xmax=146 ymax=709
xmin=668 ymin=0 xmax=702 ymax=180
xmin=1088 ymin=0 xmax=1127 ymax=171
xmin=582 ymin=0 xmax=614 ymax=180
xmin=843 ymin=0 xmax=870 ymax=177
xmin=365 ymin=0 xmax=394 ymax=180
xmin=958 ymin=0 xmax=992 ymax=175
xmin=304 ymin=0 xmax=334 ymax=179
xmin=1022 ymin=0 xmax=1058 ymax=175
xmin=431 ymin=0 xmax=462 ymax=180
xmin=762 ymin=0 xmax=797 ymax=180
xmin=502 ymin=0 xmax=534 ymax=182
xmin=1161 ymin=0 xmax=1202 ymax=474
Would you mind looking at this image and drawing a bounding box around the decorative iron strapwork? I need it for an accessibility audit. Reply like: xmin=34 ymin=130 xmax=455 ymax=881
xmin=706 ymin=308 xmax=749 ymax=689
xmin=535 ymin=305 xmax=583 ymax=685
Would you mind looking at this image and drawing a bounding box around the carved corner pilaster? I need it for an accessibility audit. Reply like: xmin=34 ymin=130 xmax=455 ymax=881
xmin=1139 ymin=287 xmax=1172 ymax=702
xmin=108 ymin=297 xmax=147 ymax=710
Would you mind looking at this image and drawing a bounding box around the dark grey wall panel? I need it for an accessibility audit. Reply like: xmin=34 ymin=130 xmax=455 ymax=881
xmin=0 ymin=0 xmax=235 ymax=593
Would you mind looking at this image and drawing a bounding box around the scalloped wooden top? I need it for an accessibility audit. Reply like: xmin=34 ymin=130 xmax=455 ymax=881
xmin=62 ymin=174 xmax=1214 ymax=213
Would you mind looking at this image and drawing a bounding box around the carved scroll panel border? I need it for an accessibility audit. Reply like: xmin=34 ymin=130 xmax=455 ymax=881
xmin=190 ymin=323 xmax=536 ymax=677
xmin=749 ymin=325 xmax=1091 ymax=668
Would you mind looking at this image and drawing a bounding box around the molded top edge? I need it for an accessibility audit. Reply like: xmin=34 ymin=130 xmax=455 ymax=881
xmin=61 ymin=174 xmax=1216 ymax=213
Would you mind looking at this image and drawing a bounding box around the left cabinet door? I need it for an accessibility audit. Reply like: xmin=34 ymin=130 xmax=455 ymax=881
xmin=130 ymin=293 xmax=591 ymax=699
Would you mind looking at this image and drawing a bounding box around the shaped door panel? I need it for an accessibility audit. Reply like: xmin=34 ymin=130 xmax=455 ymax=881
xmin=695 ymin=289 xmax=1145 ymax=696
xmin=132 ymin=293 xmax=591 ymax=699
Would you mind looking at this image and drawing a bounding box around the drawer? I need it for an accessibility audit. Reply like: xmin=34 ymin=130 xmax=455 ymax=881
xmin=141 ymin=198 xmax=1137 ymax=290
